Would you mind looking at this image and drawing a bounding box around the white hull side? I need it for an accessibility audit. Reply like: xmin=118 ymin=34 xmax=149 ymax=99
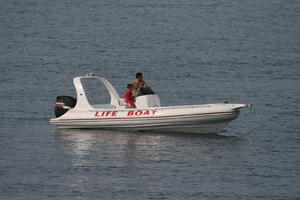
xmin=53 ymin=110 xmax=239 ymax=134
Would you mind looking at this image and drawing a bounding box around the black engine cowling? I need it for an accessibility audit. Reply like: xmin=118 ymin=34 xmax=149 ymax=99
xmin=55 ymin=96 xmax=77 ymax=117
xmin=137 ymin=87 xmax=155 ymax=96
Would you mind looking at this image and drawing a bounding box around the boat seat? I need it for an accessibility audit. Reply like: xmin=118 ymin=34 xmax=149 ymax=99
xmin=118 ymin=98 xmax=128 ymax=106
xmin=92 ymin=104 xmax=116 ymax=109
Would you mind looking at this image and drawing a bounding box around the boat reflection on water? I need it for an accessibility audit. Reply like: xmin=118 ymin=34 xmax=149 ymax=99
xmin=53 ymin=129 xmax=243 ymax=195
xmin=54 ymin=129 xmax=163 ymax=167
xmin=54 ymin=129 xmax=242 ymax=167
xmin=53 ymin=129 xmax=167 ymax=193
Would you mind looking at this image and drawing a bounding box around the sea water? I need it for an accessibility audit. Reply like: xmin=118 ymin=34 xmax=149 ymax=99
xmin=0 ymin=0 xmax=299 ymax=199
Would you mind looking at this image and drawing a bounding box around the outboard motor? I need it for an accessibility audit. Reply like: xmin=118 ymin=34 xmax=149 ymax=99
xmin=55 ymin=96 xmax=77 ymax=117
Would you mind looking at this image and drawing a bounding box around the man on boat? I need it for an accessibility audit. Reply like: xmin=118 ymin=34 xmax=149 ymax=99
xmin=131 ymin=72 xmax=149 ymax=97
xmin=124 ymin=83 xmax=136 ymax=108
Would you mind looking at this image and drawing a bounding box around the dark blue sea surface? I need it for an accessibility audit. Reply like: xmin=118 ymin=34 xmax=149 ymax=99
xmin=0 ymin=0 xmax=299 ymax=199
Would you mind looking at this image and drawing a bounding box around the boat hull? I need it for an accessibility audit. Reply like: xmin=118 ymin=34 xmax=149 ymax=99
xmin=51 ymin=105 xmax=241 ymax=133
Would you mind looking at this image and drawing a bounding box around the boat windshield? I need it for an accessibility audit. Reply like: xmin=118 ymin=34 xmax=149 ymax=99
xmin=81 ymin=78 xmax=111 ymax=106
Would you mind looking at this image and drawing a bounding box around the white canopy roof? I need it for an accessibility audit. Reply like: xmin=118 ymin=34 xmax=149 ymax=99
xmin=73 ymin=74 xmax=120 ymax=110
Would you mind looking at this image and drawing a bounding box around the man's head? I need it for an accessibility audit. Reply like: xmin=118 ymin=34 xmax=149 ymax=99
xmin=136 ymin=72 xmax=143 ymax=80
xmin=127 ymin=83 xmax=133 ymax=89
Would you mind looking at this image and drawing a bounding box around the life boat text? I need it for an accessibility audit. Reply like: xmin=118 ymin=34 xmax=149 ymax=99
xmin=95 ymin=110 xmax=157 ymax=117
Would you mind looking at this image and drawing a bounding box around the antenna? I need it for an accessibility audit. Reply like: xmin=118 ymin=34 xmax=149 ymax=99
xmin=86 ymin=73 xmax=95 ymax=77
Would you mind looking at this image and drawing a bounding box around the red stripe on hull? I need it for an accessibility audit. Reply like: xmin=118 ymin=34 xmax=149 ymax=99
xmin=51 ymin=111 xmax=236 ymax=123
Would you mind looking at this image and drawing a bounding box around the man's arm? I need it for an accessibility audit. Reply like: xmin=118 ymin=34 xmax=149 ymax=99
xmin=143 ymin=80 xmax=149 ymax=88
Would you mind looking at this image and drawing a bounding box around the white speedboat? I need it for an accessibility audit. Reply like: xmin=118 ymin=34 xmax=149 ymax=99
xmin=50 ymin=74 xmax=251 ymax=133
